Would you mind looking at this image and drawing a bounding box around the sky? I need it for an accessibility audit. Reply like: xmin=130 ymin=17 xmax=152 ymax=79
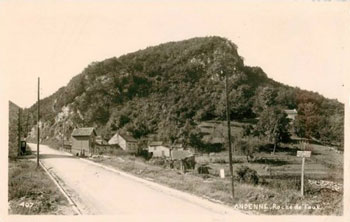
xmin=0 ymin=0 xmax=349 ymax=108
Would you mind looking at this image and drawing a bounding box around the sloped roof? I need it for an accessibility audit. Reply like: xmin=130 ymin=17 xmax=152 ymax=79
xmin=71 ymin=127 xmax=96 ymax=137
xmin=149 ymin=141 xmax=163 ymax=146
xmin=112 ymin=132 xmax=137 ymax=142
xmin=171 ymin=150 xmax=193 ymax=160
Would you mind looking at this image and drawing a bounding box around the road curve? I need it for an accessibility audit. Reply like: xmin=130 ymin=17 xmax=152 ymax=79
xmin=28 ymin=143 xmax=244 ymax=218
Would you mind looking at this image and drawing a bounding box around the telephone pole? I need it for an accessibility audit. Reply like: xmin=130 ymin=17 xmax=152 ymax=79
xmin=37 ymin=77 xmax=40 ymax=168
xmin=225 ymin=71 xmax=234 ymax=199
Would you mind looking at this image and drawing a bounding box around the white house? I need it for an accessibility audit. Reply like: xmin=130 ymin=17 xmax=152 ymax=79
xmin=285 ymin=109 xmax=298 ymax=121
xmin=148 ymin=141 xmax=171 ymax=157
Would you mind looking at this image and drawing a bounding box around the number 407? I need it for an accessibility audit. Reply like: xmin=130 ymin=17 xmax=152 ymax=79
xmin=19 ymin=202 xmax=34 ymax=208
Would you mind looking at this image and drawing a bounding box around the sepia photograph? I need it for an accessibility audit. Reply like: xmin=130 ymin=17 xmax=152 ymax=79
xmin=1 ymin=0 xmax=349 ymax=221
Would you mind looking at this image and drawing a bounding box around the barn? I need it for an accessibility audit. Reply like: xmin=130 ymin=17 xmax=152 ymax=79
xmin=108 ymin=132 xmax=138 ymax=153
xmin=71 ymin=127 xmax=97 ymax=156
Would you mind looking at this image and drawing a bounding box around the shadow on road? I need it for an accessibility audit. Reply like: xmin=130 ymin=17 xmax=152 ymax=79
xmin=39 ymin=154 xmax=76 ymax=159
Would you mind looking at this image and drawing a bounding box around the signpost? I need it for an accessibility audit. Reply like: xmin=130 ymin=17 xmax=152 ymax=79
xmin=297 ymin=150 xmax=311 ymax=196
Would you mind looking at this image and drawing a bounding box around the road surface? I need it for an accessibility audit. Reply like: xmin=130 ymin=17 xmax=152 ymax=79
xmin=28 ymin=143 xmax=243 ymax=218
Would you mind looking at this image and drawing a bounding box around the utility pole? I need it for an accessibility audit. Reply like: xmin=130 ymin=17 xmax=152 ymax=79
xmin=37 ymin=77 xmax=40 ymax=168
xmin=225 ymin=71 xmax=234 ymax=199
xmin=17 ymin=107 xmax=21 ymax=157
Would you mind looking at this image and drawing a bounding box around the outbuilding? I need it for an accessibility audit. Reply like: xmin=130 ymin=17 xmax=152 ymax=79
xmin=71 ymin=127 xmax=97 ymax=156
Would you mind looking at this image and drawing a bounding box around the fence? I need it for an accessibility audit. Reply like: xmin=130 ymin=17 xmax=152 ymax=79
xmin=92 ymin=143 xmax=125 ymax=156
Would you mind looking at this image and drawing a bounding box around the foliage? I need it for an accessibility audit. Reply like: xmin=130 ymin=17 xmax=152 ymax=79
xmin=234 ymin=136 xmax=261 ymax=162
xmin=255 ymin=106 xmax=291 ymax=154
xmin=23 ymin=36 xmax=344 ymax=149
xmin=235 ymin=166 xmax=259 ymax=185
xmin=9 ymin=101 xmax=20 ymax=159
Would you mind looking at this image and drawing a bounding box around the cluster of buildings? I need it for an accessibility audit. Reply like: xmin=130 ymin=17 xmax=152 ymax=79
xmin=67 ymin=109 xmax=297 ymax=169
xmin=69 ymin=127 xmax=194 ymax=162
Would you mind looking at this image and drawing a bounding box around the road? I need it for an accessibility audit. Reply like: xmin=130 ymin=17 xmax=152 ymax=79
xmin=28 ymin=143 xmax=244 ymax=218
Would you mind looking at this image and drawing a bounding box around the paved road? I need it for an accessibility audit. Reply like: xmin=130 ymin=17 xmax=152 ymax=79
xmin=28 ymin=143 xmax=243 ymax=218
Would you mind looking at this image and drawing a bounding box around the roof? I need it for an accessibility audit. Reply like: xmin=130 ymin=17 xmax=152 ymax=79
xmin=71 ymin=127 xmax=96 ymax=137
xmin=118 ymin=132 xmax=137 ymax=142
xmin=171 ymin=150 xmax=193 ymax=160
xmin=171 ymin=144 xmax=184 ymax=149
xmin=149 ymin=141 xmax=163 ymax=146
xmin=285 ymin=109 xmax=298 ymax=114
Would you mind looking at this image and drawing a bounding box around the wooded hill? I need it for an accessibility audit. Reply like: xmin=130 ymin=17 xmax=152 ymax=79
xmin=23 ymin=36 xmax=344 ymax=150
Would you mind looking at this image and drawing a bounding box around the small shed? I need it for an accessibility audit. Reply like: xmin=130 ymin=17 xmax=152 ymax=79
xmin=148 ymin=141 xmax=171 ymax=158
xmin=108 ymin=132 xmax=138 ymax=153
xmin=71 ymin=127 xmax=97 ymax=156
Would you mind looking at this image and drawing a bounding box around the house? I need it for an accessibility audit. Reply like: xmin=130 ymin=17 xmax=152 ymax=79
xmin=148 ymin=141 xmax=171 ymax=157
xmin=108 ymin=132 xmax=138 ymax=153
xmin=71 ymin=127 xmax=97 ymax=156
xmin=285 ymin=109 xmax=298 ymax=121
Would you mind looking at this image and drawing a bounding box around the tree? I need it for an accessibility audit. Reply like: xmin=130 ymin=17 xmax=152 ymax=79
xmin=255 ymin=106 xmax=290 ymax=154
xmin=252 ymin=86 xmax=278 ymax=114
xmin=234 ymin=136 xmax=260 ymax=162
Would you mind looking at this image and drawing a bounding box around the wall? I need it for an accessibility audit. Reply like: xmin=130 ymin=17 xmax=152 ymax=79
xmin=71 ymin=136 xmax=90 ymax=156
xmin=109 ymin=134 xmax=126 ymax=150
xmin=93 ymin=144 xmax=124 ymax=155
xmin=126 ymin=141 xmax=138 ymax=153
xmin=148 ymin=145 xmax=171 ymax=157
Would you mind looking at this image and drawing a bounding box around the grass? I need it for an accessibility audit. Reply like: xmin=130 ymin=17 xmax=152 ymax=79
xmin=90 ymin=141 xmax=343 ymax=215
xmin=8 ymin=158 xmax=75 ymax=215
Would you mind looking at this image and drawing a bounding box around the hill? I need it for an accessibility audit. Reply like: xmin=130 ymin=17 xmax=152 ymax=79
xmin=23 ymin=36 xmax=344 ymax=149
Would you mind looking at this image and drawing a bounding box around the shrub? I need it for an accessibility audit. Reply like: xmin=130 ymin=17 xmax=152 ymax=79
xmin=235 ymin=166 xmax=259 ymax=185
xmin=150 ymin=158 xmax=165 ymax=166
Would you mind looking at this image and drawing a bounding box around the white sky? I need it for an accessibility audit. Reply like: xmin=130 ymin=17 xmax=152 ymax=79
xmin=0 ymin=0 xmax=349 ymax=108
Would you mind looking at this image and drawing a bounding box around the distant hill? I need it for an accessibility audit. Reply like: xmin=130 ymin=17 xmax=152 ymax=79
xmin=9 ymin=101 xmax=21 ymax=158
xmin=23 ymin=36 xmax=344 ymax=149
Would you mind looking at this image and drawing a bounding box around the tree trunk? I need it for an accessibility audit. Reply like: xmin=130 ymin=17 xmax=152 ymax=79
xmin=272 ymin=139 xmax=277 ymax=155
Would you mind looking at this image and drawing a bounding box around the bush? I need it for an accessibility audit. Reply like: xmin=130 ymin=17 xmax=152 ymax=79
xmin=149 ymin=158 xmax=166 ymax=166
xmin=235 ymin=166 xmax=259 ymax=185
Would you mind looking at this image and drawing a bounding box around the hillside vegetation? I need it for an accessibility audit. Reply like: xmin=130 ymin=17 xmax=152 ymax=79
xmin=23 ymin=36 xmax=343 ymax=149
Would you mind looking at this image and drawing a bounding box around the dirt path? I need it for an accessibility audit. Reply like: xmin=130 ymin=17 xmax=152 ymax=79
xmin=28 ymin=143 xmax=243 ymax=218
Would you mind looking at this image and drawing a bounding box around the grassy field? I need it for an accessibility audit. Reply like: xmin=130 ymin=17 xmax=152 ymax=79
xmin=8 ymin=157 xmax=75 ymax=215
xmin=89 ymin=140 xmax=343 ymax=215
